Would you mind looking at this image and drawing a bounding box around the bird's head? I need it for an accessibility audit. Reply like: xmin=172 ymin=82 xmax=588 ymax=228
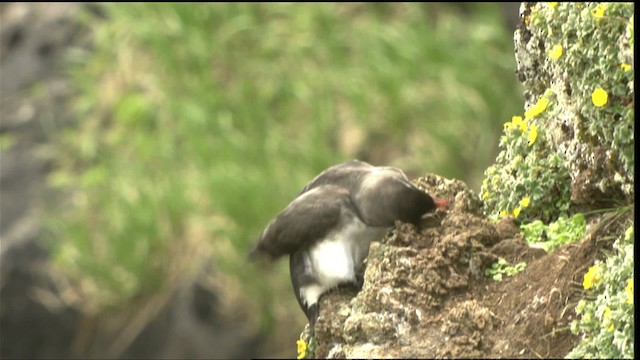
xmin=398 ymin=189 xmax=448 ymax=226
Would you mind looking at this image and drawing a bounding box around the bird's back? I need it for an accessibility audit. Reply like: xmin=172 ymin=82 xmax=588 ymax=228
xmin=298 ymin=159 xmax=374 ymax=195
xmin=249 ymin=160 xmax=435 ymax=259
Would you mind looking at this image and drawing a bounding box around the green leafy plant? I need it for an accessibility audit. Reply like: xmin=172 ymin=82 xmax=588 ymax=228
xmin=481 ymin=2 xmax=635 ymax=222
xmin=529 ymin=2 xmax=634 ymax=197
xmin=567 ymin=223 xmax=634 ymax=359
xmin=481 ymin=105 xmax=572 ymax=223
xmin=484 ymin=257 xmax=527 ymax=281
xmin=521 ymin=212 xmax=587 ymax=252
xmin=296 ymin=331 xmax=318 ymax=359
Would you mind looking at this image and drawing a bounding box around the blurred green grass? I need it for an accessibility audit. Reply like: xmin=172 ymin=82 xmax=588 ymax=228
xmin=47 ymin=2 xmax=523 ymax=337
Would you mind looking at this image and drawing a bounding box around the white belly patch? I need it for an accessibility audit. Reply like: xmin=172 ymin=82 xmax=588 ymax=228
xmin=299 ymin=218 xmax=388 ymax=307
xmin=312 ymin=237 xmax=356 ymax=284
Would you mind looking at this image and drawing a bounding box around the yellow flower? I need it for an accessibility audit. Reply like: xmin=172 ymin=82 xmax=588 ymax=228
xmin=512 ymin=207 xmax=521 ymax=217
xmin=547 ymin=2 xmax=558 ymax=10
xmin=297 ymin=339 xmax=307 ymax=359
xmin=499 ymin=210 xmax=507 ymax=218
xmin=592 ymin=88 xmax=608 ymax=107
xmin=539 ymin=97 xmax=550 ymax=110
xmin=592 ymin=4 xmax=607 ymax=19
xmin=603 ymin=307 xmax=615 ymax=331
xmin=531 ymin=4 xmax=539 ymax=14
xmin=583 ymin=265 xmax=602 ymax=290
xmin=482 ymin=192 xmax=489 ymax=200
xmin=511 ymin=116 xmax=527 ymax=132
xmin=525 ymin=96 xmax=550 ymax=119
xmin=549 ymin=44 xmax=563 ymax=60
xmin=621 ymin=63 xmax=632 ymax=71
xmin=520 ymin=196 xmax=531 ymax=208
xmin=625 ymin=278 xmax=634 ymax=304
xmin=527 ymin=124 xmax=538 ymax=146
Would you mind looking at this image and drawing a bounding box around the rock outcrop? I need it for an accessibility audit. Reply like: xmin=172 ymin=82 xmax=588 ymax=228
xmin=308 ymin=173 xmax=607 ymax=358
xmin=306 ymin=4 xmax=635 ymax=356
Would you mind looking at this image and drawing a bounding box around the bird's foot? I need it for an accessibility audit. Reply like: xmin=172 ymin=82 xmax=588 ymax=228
xmin=355 ymin=270 xmax=365 ymax=289
xmin=305 ymin=303 xmax=319 ymax=335
xmin=298 ymin=324 xmax=318 ymax=359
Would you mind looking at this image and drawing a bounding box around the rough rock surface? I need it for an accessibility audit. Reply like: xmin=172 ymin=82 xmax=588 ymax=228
xmin=311 ymin=174 xmax=604 ymax=359
xmin=1 ymin=4 xmax=85 ymax=358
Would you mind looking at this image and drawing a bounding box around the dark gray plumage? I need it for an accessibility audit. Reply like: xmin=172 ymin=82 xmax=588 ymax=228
xmin=249 ymin=160 xmax=445 ymax=334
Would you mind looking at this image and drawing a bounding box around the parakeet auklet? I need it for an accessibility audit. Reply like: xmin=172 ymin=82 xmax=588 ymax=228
xmin=249 ymin=160 xmax=446 ymax=334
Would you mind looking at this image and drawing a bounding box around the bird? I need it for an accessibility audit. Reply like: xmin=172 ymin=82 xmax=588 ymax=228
xmin=248 ymin=160 xmax=447 ymax=335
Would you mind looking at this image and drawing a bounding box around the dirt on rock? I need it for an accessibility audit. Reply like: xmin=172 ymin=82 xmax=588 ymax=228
xmin=313 ymin=174 xmax=608 ymax=359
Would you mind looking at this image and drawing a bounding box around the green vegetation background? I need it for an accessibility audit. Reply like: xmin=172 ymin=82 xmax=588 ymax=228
xmin=47 ymin=2 xmax=522 ymax=342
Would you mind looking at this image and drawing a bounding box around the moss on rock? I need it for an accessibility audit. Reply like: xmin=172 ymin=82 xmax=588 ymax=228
xmin=482 ymin=2 xmax=634 ymax=222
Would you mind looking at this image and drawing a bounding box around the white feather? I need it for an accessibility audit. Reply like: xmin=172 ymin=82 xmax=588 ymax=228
xmin=299 ymin=217 xmax=388 ymax=307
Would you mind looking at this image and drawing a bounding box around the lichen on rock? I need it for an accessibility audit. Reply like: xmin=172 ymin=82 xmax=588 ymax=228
xmin=314 ymin=174 xmax=503 ymax=358
xmin=482 ymin=2 xmax=634 ymax=222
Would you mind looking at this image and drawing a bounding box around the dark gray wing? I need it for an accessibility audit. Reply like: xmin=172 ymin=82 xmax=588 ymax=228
xmin=250 ymin=185 xmax=355 ymax=260
xmin=298 ymin=159 xmax=374 ymax=195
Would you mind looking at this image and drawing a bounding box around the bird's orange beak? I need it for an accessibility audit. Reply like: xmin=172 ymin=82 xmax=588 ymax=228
xmin=435 ymin=199 xmax=449 ymax=208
